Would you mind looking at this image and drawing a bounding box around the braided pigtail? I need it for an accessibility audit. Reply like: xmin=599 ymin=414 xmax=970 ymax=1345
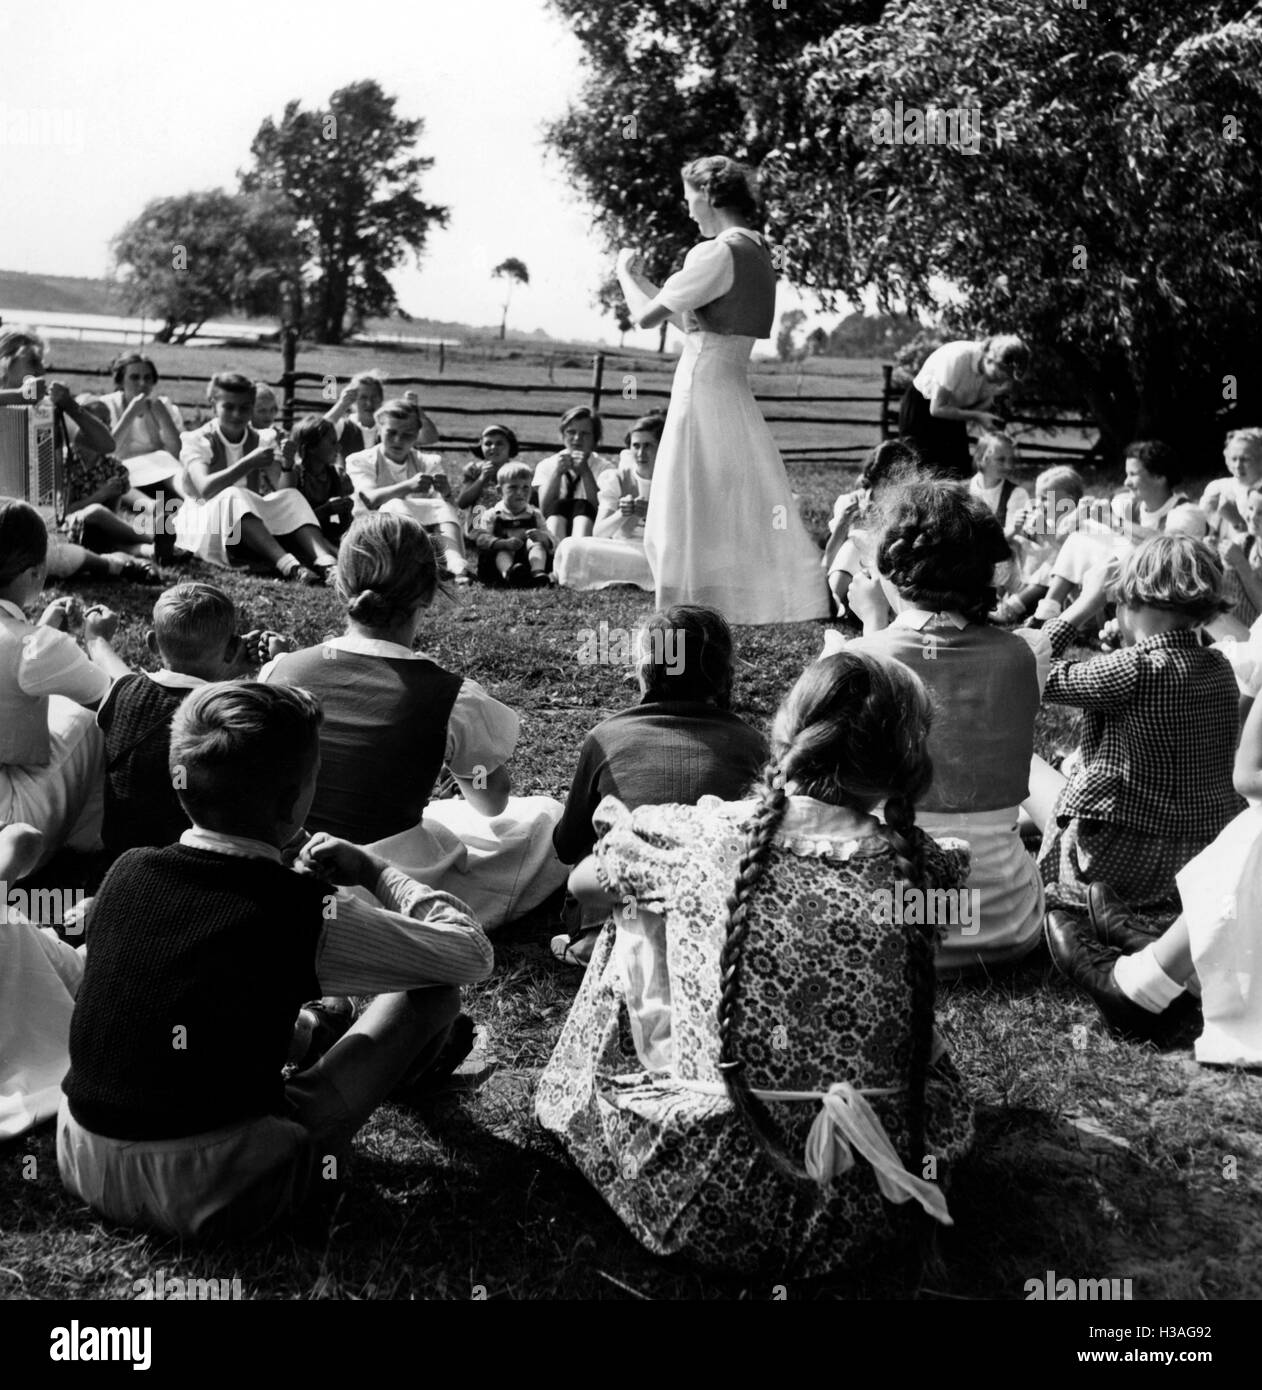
xmin=716 ymin=760 xmax=806 ymax=1182
xmin=881 ymin=791 xmax=939 ymax=1175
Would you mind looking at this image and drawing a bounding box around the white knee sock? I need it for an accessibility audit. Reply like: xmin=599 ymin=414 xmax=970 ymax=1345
xmin=1033 ymin=597 xmax=1063 ymax=622
xmin=275 ymin=553 xmax=300 ymax=577
xmin=1113 ymin=945 xmax=1186 ymax=1013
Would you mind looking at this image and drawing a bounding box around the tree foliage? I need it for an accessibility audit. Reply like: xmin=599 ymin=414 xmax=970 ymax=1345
xmin=761 ymin=0 xmax=1262 ymax=464
xmin=551 ymin=0 xmax=1262 ymax=465
xmin=241 ymin=80 xmax=449 ymax=344
xmin=110 ymin=190 xmax=301 ymax=343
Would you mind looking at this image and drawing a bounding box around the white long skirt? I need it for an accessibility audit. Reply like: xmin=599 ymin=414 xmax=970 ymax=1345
xmin=0 ymin=697 xmax=104 ymax=869
xmin=353 ymin=794 xmax=568 ymax=931
xmin=918 ymin=807 xmax=1045 ymax=975
xmin=554 ymin=537 xmax=654 ymax=591
xmin=175 ymin=488 xmax=319 ymax=568
xmin=1178 ymin=804 xmax=1262 ymax=1065
xmin=0 ymin=918 xmax=83 ymax=1139
xmin=644 ymin=332 xmax=829 ymax=625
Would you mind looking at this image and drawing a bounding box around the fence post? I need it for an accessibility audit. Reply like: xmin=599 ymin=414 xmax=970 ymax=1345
xmin=280 ymin=328 xmax=298 ymax=429
xmin=880 ymin=363 xmax=894 ymax=440
xmin=590 ymin=351 xmax=606 ymax=414
xmin=439 ymin=341 xmax=446 ymax=374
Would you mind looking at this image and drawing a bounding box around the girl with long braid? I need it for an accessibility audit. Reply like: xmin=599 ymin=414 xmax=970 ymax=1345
xmin=536 ymin=651 xmax=974 ymax=1275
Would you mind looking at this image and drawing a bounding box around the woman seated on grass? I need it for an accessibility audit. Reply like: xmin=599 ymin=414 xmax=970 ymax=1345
xmin=262 ymin=511 xmax=566 ymax=929
xmin=550 ymin=604 xmax=768 ymax=966
xmin=537 ymin=649 xmax=973 ymax=1275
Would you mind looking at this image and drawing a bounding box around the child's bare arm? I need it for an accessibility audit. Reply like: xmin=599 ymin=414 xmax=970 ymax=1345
xmin=1234 ymin=694 xmax=1262 ymax=800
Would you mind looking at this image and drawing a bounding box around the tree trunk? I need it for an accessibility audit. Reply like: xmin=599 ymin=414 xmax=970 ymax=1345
xmin=499 ymin=306 xmax=507 ymax=341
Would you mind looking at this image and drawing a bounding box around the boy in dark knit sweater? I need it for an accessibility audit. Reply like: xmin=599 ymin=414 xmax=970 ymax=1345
xmin=96 ymin=583 xmax=291 ymax=857
xmin=59 ymin=682 xmax=492 ymax=1240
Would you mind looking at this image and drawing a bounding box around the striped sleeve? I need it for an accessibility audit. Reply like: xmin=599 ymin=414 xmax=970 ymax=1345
xmin=314 ymin=867 xmax=493 ymax=995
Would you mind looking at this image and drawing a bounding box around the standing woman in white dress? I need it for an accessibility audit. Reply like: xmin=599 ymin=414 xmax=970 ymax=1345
xmin=615 ymin=157 xmax=829 ymax=626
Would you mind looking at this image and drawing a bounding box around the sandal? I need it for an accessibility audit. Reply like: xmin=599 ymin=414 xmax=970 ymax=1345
xmin=550 ymin=927 xmax=601 ymax=968
xmin=119 ymin=557 xmax=163 ymax=585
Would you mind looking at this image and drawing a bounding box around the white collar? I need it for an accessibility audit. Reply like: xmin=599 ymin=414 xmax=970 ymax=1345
xmin=180 ymin=826 xmax=283 ymax=864
xmin=0 ymin=598 xmax=28 ymax=622
xmin=325 ymin=632 xmax=432 ymax=661
xmin=891 ymin=608 xmax=970 ymax=631
xmin=148 ymin=669 xmax=209 ymax=690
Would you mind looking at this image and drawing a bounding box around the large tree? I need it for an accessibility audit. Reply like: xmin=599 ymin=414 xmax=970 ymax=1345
xmin=545 ymin=1 xmax=878 ymax=348
xmin=760 ymin=0 xmax=1262 ymax=466
xmin=550 ymin=1 xmax=1262 ymax=466
xmin=110 ymin=189 xmax=301 ymax=342
xmin=241 ymin=80 xmax=449 ymax=344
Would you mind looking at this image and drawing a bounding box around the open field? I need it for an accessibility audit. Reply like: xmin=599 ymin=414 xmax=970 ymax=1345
xmin=1 ymin=460 xmax=1258 ymax=1302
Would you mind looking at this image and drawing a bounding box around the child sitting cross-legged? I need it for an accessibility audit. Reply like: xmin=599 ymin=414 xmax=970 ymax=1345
xmin=1047 ymin=691 xmax=1262 ymax=1054
xmin=472 ymin=461 xmax=555 ymax=587
xmin=287 ymin=415 xmax=355 ymax=547
xmin=57 ymin=681 xmax=492 ymax=1241
xmin=97 ymin=581 xmax=291 ymax=858
xmin=1027 ymin=535 xmax=1242 ymax=914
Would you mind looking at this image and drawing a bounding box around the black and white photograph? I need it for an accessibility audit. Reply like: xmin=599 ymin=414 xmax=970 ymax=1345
xmin=0 ymin=0 xmax=1258 ymax=1356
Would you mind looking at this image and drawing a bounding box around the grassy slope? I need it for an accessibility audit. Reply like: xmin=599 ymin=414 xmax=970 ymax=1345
xmin=1 ymin=409 xmax=1257 ymax=1304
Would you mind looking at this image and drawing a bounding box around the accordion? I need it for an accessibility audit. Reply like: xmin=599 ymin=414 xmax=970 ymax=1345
xmin=0 ymin=403 xmax=65 ymax=525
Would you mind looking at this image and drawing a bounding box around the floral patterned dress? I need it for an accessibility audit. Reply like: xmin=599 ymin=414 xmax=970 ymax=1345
xmin=535 ymin=795 xmax=975 ymax=1276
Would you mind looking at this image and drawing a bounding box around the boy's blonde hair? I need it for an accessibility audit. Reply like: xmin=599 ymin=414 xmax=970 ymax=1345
xmin=1227 ymin=427 xmax=1262 ymax=453
xmin=1113 ymin=535 xmax=1227 ymax=625
xmin=253 ymin=382 xmax=278 ymax=404
xmin=375 ymin=398 xmax=422 ymax=430
xmin=972 ymin=431 xmax=1014 ymax=470
xmin=169 ymin=682 xmax=322 ymax=824
xmin=1034 ymin=465 xmax=1085 ymax=503
xmin=498 ymin=461 xmax=533 ymax=487
xmin=152 ymin=583 xmax=236 ymax=670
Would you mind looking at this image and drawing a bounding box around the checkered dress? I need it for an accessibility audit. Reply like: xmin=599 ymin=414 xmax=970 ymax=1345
xmin=1038 ymin=619 xmax=1242 ymax=908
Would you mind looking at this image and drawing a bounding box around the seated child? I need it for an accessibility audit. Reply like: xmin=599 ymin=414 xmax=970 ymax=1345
xmin=1201 ymin=427 xmax=1262 ymax=541
xmin=347 ymin=398 xmax=470 ymax=584
xmin=100 ymin=351 xmax=184 ymax=464
xmin=1032 ymin=441 xmax=1208 ymax=625
xmin=533 ymin=406 xmax=616 ymax=544
xmin=1218 ymin=482 xmax=1262 ymax=628
xmin=1026 ymin=536 xmax=1242 ymax=912
xmin=262 ymin=513 xmax=566 ymax=929
xmin=822 ymin=438 xmax=921 ymax=578
xmin=967 ymin=430 xmax=1030 ymax=539
xmin=62 ymin=397 xmax=162 ymax=580
xmin=0 ymin=822 xmax=85 ymax=1140
xmin=1 ymin=500 xmax=131 ymax=871
xmin=251 ymin=382 xmax=282 ymax=430
xmin=551 ymin=604 xmax=769 ymax=965
xmin=327 ymin=376 xmax=438 ymax=462
xmin=457 ymin=423 xmax=517 ymax=546
xmin=288 ymin=416 xmax=355 ymax=545
xmin=992 ymin=465 xmax=1086 ymax=624
xmin=97 ymin=582 xmax=291 ymax=857
xmin=473 ymin=461 xmax=555 ymax=587
xmin=536 ymin=649 xmax=972 ymax=1275
xmin=1047 ymin=691 xmax=1262 ymax=1059
xmin=554 ymin=414 xmax=662 ymax=592
xmin=57 ymin=681 xmax=493 ymax=1241
xmin=176 ymin=372 xmax=337 ymax=584
xmin=826 ymin=440 xmax=922 ymax=624
xmin=841 ymin=479 xmax=1048 ymax=973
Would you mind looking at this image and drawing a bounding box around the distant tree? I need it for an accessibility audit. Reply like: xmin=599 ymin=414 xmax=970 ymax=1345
xmin=776 ymin=308 xmax=807 ymax=362
xmin=595 ymin=274 xmax=635 ymax=347
xmin=241 ymin=80 xmax=450 ymax=344
xmin=805 ymin=326 xmax=829 ymax=357
xmin=492 ymin=258 xmax=530 ymax=340
xmin=110 ymin=189 xmax=301 ymax=343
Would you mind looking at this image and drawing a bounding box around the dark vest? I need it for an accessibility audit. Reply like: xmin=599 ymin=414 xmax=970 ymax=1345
xmin=267 ymin=645 xmax=464 ymax=842
xmin=97 ymin=673 xmax=192 ymax=856
xmin=63 ymin=845 xmax=325 ymax=1140
xmin=692 ymin=231 xmax=777 ymax=338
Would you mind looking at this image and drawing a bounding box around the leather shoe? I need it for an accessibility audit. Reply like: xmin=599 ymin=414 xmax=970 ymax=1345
xmin=1044 ymin=909 xmax=1189 ymax=1044
xmin=1087 ymin=882 xmax=1162 ymax=953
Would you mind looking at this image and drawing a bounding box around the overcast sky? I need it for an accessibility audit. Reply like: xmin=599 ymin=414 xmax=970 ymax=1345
xmin=0 ymin=0 xmax=827 ymax=347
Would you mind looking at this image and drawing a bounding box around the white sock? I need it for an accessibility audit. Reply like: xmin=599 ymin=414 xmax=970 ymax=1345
xmin=1033 ymin=597 xmax=1063 ymax=622
xmin=275 ymin=553 xmax=300 ymax=577
xmin=314 ymin=554 xmax=336 ymax=570
xmin=103 ymin=552 xmax=127 ymax=575
xmin=1113 ymin=944 xmax=1186 ymax=1013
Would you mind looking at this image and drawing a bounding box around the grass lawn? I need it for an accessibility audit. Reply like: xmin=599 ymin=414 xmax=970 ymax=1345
xmin=1 ymin=454 xmax=1259 ymax=1304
